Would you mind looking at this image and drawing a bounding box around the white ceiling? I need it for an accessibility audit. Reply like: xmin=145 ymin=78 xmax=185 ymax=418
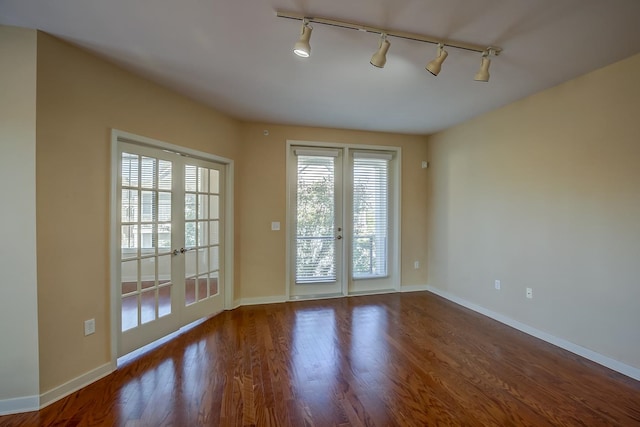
xmin=2 ymin=0 xmax=640 ymax=134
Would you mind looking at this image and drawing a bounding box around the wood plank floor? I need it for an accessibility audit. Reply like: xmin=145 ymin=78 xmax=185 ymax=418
xmin=2 ymin=292 xmax=639 ymax=426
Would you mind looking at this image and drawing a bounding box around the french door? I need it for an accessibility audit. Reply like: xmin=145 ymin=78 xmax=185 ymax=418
xmin=289 ymin=145 xmax=398 ymax=298
xmin=117 ymin=140 xmax=225 ymax=355
xmin=290 ymin=148 xmax=344 ymax=297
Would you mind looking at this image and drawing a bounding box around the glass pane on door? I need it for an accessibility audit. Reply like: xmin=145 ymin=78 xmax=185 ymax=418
xmin=352 ymin=157 xmax=389 ymax=278
xmin=295 ymin=154 xmax=337 ymax=283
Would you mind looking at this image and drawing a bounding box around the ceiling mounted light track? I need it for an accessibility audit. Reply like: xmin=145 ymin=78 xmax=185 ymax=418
xmin=277 ymin=10 xmax=502 ymax=81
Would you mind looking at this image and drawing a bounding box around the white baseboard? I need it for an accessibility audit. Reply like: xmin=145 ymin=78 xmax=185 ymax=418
xmin=236 ymin=295 xmax=288 ymax=306
xmin=0 ymin=395 xmax=39 ymax=416
xmin=400 ymin=284 xmax=429 ymax=293
xmin=0 ymin=362 xmax=116 ymax=415
xmin=39 ymin=362 xmax=115 ymax=408
xmin=426 ymin=286 xmax=640 ymax=381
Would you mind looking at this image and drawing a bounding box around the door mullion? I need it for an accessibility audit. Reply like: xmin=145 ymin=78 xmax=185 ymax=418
xmin=341 ymin=147 xmax=351 ymax=296
xmin=172 ymin=157 xmax=186 ymax=319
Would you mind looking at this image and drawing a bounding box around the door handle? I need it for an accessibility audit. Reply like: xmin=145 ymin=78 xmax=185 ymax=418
xmin=336 ymin=235 xmax=342 ymax=240
xmin=173 ymin=247 xmax=194 ymax=256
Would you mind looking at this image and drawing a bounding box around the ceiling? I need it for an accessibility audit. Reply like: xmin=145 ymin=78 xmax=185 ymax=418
xmin=1 ymin=0 xmax=639 ymax=134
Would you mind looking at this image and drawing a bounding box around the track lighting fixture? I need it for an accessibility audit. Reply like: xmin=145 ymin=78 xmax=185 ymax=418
xmin=277 ymin=11 xmax=502 ymax=81
xmin=425 ymin=44 xmax=448 ymax=76
xmin=293 ymin=19 xmax=312 ymax=58
xmin=474 ymin=50 xmax=492 ymax=82
xmin=370 ymin=33 xmax=390 ymax=68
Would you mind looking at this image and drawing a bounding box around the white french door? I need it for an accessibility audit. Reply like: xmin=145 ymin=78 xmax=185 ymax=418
xmin=289 ymin=148 xmax=344 ymax=298
xmin=116 ymin=139 xmax=225 ymax=355
xmin=289 ymin=145 xmax=399 ymax=298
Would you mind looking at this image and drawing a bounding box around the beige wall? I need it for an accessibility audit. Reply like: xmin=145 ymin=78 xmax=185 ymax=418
xmin=36 ymin=33 xmax=242 ymax=393
xmin=0 ymin=26 xmax=40 ymax=408
xmin=427 ymin=53 xmax=640 ymax=369
xmin=238 ymin=123 xmax=429 ymax=300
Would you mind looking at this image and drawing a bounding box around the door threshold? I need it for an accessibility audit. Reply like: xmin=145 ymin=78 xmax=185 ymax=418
xmin=347 ymin=288 xmax=397 ymax=296
xmin=289 ymin=292 xmax=345 ymax=301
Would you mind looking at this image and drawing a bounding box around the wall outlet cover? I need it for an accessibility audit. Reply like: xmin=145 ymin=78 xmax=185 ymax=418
xmin=84 ymin=319 xmax=96 ymax=336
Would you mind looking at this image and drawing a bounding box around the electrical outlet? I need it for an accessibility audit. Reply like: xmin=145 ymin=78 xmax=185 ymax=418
xmin=84 ymin=319 xmax=95 ymax=336
xmin=494 ymin=280 xmax=501 ymax=290
xmin=526 ymin=288 xmax=533 ymax=299
xmin=414 ymin=261 xmax=420 ymax=269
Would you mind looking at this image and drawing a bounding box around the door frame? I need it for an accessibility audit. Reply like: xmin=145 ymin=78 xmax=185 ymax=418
xmin=109 ymin=129 xmax=234 ymax=363
xmin=285 ymin=140 xmax=402 ymax=300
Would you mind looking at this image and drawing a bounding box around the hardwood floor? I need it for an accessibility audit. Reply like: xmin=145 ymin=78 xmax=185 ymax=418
xmin=2 ymin=292 xmax=639 ymax=426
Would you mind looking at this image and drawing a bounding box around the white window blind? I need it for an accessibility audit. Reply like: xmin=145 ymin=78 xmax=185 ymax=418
xmin=295 ymin=154 xmax=337 ymax=283
xmin=352 ymin=155 xmax=390 ymax=278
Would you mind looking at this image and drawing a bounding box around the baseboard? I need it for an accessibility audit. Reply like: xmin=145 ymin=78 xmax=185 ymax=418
xmin=0 ymin=362 xmax=116 ymax=415
xmin=400 ymin=284 xmax=429 ymax=293
xmin=0 ymin=395 xmax=39 ymax=416
xmin=39 ymin=362 xmax=115 ymax=408
xmin=426 ymin=286 xmax=640 ymax=381
xmin=237 ymin=295 xmax=288 ymax=306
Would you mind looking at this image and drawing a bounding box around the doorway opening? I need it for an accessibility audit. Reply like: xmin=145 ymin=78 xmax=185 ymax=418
xmin=287 ymin=141 xmax=401 ymax=299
